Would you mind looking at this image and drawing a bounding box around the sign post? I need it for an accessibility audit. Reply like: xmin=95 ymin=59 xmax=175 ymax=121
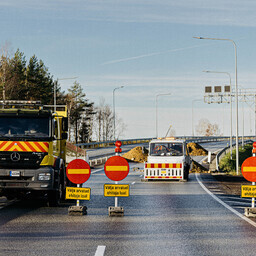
xmin=241 ymin=142 xmax=256 ymax=217
xmin=104 ymin=141 xmax=130 ymax=217
xmin=66 ymin=159 xmax=91 ymax=216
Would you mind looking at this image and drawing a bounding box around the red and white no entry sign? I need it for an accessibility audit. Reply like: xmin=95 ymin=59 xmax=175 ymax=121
xmin=104 ymin=156 xmax=129 ymax=181
xmin=241 ymin=156 xmax=256 ymax=182
xmin=66 ymin=159 xmax=91 ymax=184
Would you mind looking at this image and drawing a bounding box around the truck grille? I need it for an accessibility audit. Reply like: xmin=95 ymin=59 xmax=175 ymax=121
xmin=0 ymin=152 xmax=47 ymax=169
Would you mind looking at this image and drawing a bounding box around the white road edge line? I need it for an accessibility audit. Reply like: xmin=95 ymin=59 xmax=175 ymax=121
xmin=195 ymin=173 xmax=256 ymax=228
xmin=131 ymin=182 xmax=136 ymax=185
xmin=94 ymin=245 xmax=106 ymax=256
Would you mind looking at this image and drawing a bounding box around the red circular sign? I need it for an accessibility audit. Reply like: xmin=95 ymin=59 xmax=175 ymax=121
xmin=115 ymin=140 xmax=122 ymax=147
xmin=66 ymin=159 xmax=91 ymax=184
xmin=241 ymin=156 xmax=256 ymax=182
xmin=104 ymin=156 xmax=129 ymax=181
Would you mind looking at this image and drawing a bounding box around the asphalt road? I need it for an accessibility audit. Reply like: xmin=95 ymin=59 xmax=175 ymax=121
xmin=1 ymin=162 xmax=256 ymax=256
xmin=1 ymin=140 xmax=255 ymax=256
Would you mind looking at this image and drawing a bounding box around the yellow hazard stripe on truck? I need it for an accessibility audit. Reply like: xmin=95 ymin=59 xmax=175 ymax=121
xmin=0 ymin=141 xmax=49 ymax=152
xmin=68 ymin=169 xmax=90 ymax=174
xmin=106 ymin=166 xmax=128 ymax=171
xmin=145 ymin=163 xmax=182 ymax=168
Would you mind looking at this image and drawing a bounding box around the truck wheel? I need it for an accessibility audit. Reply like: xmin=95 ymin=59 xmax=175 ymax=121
xmin=184 ymin=165 xmax=189 ymax=180
xmin=47 ymin=181 xmax=63 ymax=207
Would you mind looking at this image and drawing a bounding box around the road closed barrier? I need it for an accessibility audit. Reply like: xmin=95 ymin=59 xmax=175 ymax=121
xmin=241 ymin=142 xmax=256 ymax=217
xmin=66 ymin=159 xmax=91 ymax=216
xmin=104 ymin=141 xmax=130 ymax=217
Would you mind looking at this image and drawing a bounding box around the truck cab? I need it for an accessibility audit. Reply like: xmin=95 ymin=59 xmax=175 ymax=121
xmin=144 ymin=137 xmax=192 ymax=181
xmin=0 ymin=100 xmax=68 ymax=206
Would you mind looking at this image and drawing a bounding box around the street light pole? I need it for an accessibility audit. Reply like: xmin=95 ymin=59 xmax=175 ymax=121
xmin=113 ymin=86 xmax=124 ymax=140
xmin=203 ymin=70 xmax=233 ymax=159
xmin=155 ymin=93 xmax=172 ymax=138
xmin=194 ymin=37 xmax=239 ymax=175
xmin=192 ymin=99 xmax=202 ymax=136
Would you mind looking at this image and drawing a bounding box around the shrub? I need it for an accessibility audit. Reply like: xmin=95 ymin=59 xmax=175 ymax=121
xmin=219 ymin=144 xmax=252 ymax=173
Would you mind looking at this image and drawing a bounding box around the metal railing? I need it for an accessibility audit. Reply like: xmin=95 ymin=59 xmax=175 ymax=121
xmin=76 ymin=138 xmax=153 ymax=149
xmin=75 ymin=136 xmax=255 ymax=168
xmin=76 ymin=136 xmax=253 ymax=149
xmin=215 ymin=139 xmax=254 ymax=171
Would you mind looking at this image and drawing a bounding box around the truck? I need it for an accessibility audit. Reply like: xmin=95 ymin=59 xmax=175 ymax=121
xmin=144 ymin=137 xmax=192 ymax=181
xmin=0 ymin=100 xmax=68 ymax=206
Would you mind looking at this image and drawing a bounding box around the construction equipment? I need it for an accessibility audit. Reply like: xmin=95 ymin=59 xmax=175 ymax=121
xmin=0 ymin=100 xmax=68 ymax=206
xmin=144 ymin=137 xmax=192 ymax=181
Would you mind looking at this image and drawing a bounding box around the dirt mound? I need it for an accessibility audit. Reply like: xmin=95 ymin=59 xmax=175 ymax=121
xmin=122 ymin=146 xmax=148 ymax=163
xmin=187 ymin=142 xmax=208 ymax=156
xmin=191 ymin=160 xmax=208 ymax=173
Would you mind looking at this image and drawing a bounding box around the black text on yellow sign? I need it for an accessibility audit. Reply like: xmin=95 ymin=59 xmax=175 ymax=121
xmin=241 ymin=185 xmax=256 ymax=198
xmin=66 ymin=187 xmax=91 ymax=200
xmin=104 ymin=184 xmax=129 ymax=197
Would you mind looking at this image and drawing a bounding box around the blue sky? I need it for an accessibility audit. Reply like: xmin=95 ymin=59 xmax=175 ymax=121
xmin=1 ymin=0 xmax=256 ymax=139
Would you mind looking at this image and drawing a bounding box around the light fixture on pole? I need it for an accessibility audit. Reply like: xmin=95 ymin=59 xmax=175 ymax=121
xmin=203 ymin=70 xmax=233 ymax=159
xmin=194 ymin=36 xmax=239 ymax=175
xmin=155 ymin=93 xmax=172 ymax=138
xmin=113 ymin=86 xmax=124 ymax=140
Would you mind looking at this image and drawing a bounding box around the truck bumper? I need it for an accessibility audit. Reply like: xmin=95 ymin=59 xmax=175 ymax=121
xmin=0 ymin=166 xmax=55 ymax=191
xmin=144 ymin=167 xmax=184 ymax=180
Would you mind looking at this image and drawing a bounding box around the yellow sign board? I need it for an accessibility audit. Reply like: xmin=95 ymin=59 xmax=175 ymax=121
xmin=66 ymin=187 xmax=91 ymax=200
xmin=104 ymin=184 xmax=129 ymax=197
xmin=241 ymin=185 xmax=256 ymax=198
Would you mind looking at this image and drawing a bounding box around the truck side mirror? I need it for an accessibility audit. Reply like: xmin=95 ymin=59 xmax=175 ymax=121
xmin=62 ymin=117 xmax=68 ymax=132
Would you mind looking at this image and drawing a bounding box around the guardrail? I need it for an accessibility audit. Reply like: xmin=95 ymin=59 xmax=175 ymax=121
xmin=76 ymin=138 xmax=153 ymax=149
xmin=76 ymin=136 xmax=255 ymax=168
xmin=76 ymin=136 xmax=239 ymax=149
xmin=215 ymin=140 xmax=254 ymax=171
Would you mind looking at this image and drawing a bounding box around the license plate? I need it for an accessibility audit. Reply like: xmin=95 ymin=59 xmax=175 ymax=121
xmin=10 ymin=171 xmax=20 ymax=177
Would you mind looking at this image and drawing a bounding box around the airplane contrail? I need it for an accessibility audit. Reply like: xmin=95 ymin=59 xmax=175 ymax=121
xmin=101 ymin=44 xmax=213 ymax=65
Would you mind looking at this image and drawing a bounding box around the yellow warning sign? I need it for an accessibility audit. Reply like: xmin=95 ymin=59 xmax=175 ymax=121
xmin=241 ymin=185 xmax=256 ymax=198
xmin=104 ymin=184 xmax=129 ymax=197
xmin=66 ymin=187 xmax=91 ymax=200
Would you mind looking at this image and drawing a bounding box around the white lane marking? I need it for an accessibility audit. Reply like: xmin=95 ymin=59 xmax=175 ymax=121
xmin=91 ymin=168 xmax=104 ymax=174
xmin=195 ymin=173 xmax=256 ymax=228
xmin=131 ymin=182 xmax=136 ymax=185
xmin=94 ymin=245 xmax=106 ymax=256
xmin=225 ymin=200 xmax=251 ymax=205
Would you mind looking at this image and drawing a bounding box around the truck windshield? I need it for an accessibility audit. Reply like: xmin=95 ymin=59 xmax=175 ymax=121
xmin=0 ymin=117 xmax=50 ymax=138
xmin=150 ymin=142 xmax=183 ymax=156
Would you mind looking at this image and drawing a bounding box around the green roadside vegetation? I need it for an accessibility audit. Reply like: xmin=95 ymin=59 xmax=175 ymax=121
xmin=219 ymin=144 xmax=253 ymax=174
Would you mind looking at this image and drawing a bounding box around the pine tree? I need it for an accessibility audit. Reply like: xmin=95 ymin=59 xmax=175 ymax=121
xmin=25 ymin=55 xmax=55 ymax=104
xmin=5 ymin=49 xmax=26 ymax=99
